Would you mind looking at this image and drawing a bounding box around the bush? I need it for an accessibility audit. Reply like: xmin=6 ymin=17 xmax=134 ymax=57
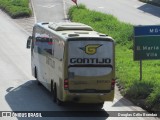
xmin=125 ymin=81 xmax=154 ymax=99
xmin=147 ymin=84 xmax=160 ymax=106
xmin=0 ymin=0 xmax=31 ymax=18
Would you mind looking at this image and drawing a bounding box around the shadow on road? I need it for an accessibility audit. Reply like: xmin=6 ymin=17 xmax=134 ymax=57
xmin=5 ymin=80 xmax=109 ymax=120
xmin=112 ymin=97 xmax=134 ymax=107
xmin=138 ymin=3 xmax=160 ymax=18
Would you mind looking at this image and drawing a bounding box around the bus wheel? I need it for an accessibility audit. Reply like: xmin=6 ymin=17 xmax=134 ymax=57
xmin=51 ymin=84 xmax=56 ymax=103
xmin=35 ymin=67 xmax=41 ymax=85
xmin=51 ymin=84 xmax=63 ymax=105
xmin=54 ymin=85 xmax=63 ymax=105
xmin=56 ymin=98 xmax=63 ymax=106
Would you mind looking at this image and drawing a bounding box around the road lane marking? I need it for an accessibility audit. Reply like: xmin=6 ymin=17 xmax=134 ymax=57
xmin=37 ymin=4 xmax=60 ymax=8
xmin=30 ymin=0 xmax=37 ymax=23
xmin=98 ymin=6 xmax=104 ymax=9
xmin=63 ymin=0 xmax=69 ymax=22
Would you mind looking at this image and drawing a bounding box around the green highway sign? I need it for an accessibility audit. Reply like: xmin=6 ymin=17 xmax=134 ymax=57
xmin=134 ymin=25 xmax=160 ymax=61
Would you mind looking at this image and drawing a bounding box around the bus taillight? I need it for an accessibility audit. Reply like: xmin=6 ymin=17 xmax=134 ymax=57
xmin=64 ymin=79 xmax=69 ymax=90
xmin=111 ymin=79 xmax=116 ymax=90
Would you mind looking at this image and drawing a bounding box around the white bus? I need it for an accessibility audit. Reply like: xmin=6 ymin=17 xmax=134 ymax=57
xmin=27 ymin=22 xmax=115 ymax=105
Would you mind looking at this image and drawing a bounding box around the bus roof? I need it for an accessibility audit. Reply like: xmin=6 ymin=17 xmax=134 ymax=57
xmin=48 ymin=22 xmax=93 ymax=31
xmin=36 ymin=22 xmax=113 ymax=40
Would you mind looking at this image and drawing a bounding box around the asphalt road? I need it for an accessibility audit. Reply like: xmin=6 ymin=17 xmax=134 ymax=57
xmin=0 ymin=0 xmax=159 ymax=120
xmin=75 ymin=0 xmax=160 ymax=25
xmin=31 ymin=0 xmax=68 ymax=22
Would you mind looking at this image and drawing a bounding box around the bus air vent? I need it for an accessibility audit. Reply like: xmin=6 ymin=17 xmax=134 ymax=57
xmin=68 ymin=34 xmax=79 ymax=37
xmin=74 ymin=32 xmax=89 ymax=34
xmin=98 ymin=34 xmax=108 ymax=37
xmin=48 ymin=22 xmax=93 ymax=31
xmin=42 ymin=22 xmax=49 ymax=25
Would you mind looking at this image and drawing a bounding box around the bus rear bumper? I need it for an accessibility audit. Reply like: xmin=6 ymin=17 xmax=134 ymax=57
xmin=62 ymin=90 xmax=114 ymax=103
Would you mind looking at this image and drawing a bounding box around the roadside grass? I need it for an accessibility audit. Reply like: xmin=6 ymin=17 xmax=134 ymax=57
xmin=68 ymin=4 xmax=160 ymax=111
xmin=0 ymin=0 xmax=31 ymax=18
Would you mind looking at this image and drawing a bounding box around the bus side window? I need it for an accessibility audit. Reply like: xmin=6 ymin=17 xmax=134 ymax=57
xmin=34 ymin=28 xmax=53 ymax=55
xmin=33 ymin=26 xmax=41 ymax=54
xmin=44 ymin=37 xmax=52 ymax=55
xmin=41 ymin=32 xmax=52 ymax=55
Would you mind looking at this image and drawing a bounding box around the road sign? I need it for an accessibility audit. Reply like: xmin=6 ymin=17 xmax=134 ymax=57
xmin=134 ymin=25 xmax=160 ymax=61
xmin=72 ymin=0 xmax=77 ymax=4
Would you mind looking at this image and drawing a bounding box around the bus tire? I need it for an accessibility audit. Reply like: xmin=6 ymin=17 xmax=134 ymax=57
xmin=35 ymin=67 xmax=41 ymax=85
xmin=56 ymin=98 xmax=63 ymax=106
xmin=53 ymin=84 xmax=63 ymax=106
xmin=34 ymin=67 xmax=37 ymax=78
xmin=51 ymin=83 xmax=56 ymax=103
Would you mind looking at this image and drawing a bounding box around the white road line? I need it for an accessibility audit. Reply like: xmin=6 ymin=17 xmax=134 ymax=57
xmin=30 ymin=0 xmax=37 ymax=23
xmin=98 ymin=6 xmax=104 ymax=9
xmin=63 ymin=0 xmax=69 ymax=22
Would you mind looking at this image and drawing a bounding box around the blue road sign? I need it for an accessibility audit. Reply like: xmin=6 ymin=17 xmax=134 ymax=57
xmin=134 ymin=25 xmax=160 ymax=61
xmin=134 ymin=25 xmax=160 ymax=36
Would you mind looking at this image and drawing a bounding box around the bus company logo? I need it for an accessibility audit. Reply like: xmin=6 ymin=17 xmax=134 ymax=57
xmin=80 ymin=44 xmax=102 ymax=55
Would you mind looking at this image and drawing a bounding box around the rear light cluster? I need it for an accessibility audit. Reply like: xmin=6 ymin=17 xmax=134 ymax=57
xmin=111 ymin=79 xmax=116 ymax=90
xmin=64 ymin=79 xmax=69 ymax=90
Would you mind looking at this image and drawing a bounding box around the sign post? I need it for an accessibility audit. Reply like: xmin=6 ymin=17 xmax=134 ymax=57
xmin=140 ymin=60 xmax=142 ymax=81
xmin=134 ymin=25 xmax=160 ymax=80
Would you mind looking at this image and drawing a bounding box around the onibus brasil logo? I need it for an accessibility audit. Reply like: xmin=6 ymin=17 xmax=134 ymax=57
xmin=80 ymin=44 xmax=102 ymax=55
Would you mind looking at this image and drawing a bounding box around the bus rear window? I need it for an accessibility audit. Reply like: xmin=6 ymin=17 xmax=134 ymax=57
xmin=68 ymin=39 xmax=114 ymax=76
